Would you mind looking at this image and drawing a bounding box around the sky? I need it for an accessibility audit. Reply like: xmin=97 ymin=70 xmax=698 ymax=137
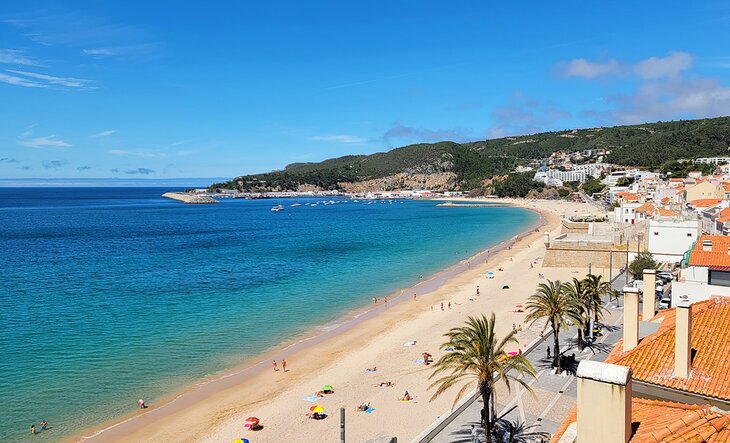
xmin=2 ymin=1 xmax=730 ymax=183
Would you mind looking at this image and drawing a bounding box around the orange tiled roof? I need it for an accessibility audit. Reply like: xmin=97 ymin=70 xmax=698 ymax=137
xmin=718 ymin=216 xmax=730 ymax=223
xmin=550 ymin=398 xmax=730 ymax=443
xmin=657 ymin=208 xmax=680 ymax=217
xmin=661 ymin=197 xmax=671 ymax=204
xmin=606 ymin=297 xmax=730 ymax=401
xmin=635 ymin=203 xmax=656 ymax=214
xmin=723 ymin=182 xmax=730 ymax=192
xmin=671 ymin=178 xmax=684 ymax=182
xmin=689 ymin=198 xmax=722 ymax=208
xmin=688 ymin=235 xmax=730 ymax=267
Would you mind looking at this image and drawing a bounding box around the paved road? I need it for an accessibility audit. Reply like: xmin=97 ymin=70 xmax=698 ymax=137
xmin=426 ymin=303 xmax=624 ymax=443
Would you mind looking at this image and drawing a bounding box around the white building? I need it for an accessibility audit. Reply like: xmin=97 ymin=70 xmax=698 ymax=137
xmin=672 ymin=236 xmax=730 ymax=306
xmin=614 ymin=203 xmax=642 ymax=224
xmin=694 ymin=157 xmax=730 ymax=165
xmin=646 ymin=219 xmax=700 ymax=263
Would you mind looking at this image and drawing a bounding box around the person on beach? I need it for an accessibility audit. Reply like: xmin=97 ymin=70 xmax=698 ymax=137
xmin=138 ymin=399 xmax=146 ymax=409
xmin=476 ymin=286 xmax=480 ymax=295
xmin=273 ymin=360 xmax=277 ymax=371
xmin=282 ymin=359 xmax=287 ymax=372
xmin=471 ymin=424 xmax=479 ymax=443
xmin=384 ymin=298 xmax=387 ymax=306
xmin=546 ymin=346 xmax=551 ymax=359
xmin=448 ymin=302 xmax=451 ymax=309
xmin=401 ymin=390 xmax=412 ymax=401
xmin=31 ymin=424 xmax=36 ymax=434
xmin=366 ymin=366 xmax=377 ymax=372
xmin=440 ymin=302 xmax=444 ymax=311
xmin=376 ymin=381 xmax=393 ymax=387
xmin=413 ymin=293 xmax=416 ymax=301
xmin=40 ymin=420 xmax=47 ymax=431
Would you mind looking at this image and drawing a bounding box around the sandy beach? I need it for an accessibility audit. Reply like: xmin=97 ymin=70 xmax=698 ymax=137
xmin=75 ymin=198 xmax=605 ymax=443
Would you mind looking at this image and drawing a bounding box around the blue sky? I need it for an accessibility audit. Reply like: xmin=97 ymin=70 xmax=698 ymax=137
xmin=2 ymin=1 xmax=730 ymax=182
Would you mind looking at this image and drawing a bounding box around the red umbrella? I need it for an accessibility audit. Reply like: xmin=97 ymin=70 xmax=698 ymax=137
xmin=244 ymin=417 xmax=260 ymax=429
xmin=246 ymin=417 xmax=259 ymax=423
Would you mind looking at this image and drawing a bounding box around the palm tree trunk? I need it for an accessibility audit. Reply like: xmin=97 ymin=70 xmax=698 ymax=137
xmin=553 ymin=320 xmax=561 ymax=372
xmin=481 ymin=383 xmax=493 ymax=443
xmin=577 ymin=328 xmax=584 ymax=351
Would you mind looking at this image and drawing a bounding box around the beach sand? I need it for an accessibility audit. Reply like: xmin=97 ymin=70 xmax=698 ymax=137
xmin=76 ymin=198 xmax=605 ymax=443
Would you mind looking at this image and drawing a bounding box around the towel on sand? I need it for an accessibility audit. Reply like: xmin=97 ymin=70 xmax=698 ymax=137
xmin=404 ymin=340 xmax=417 ymax=347
xmin=303 ymin=395 xmax=320 ymax=402
xmin=365 ymin=407 xmax=375 ymax=413
xmin=414 ymin=358 xmax=424 ymax=365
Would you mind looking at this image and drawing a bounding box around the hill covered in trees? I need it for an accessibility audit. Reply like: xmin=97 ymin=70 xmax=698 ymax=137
xmin=211 ymin=116 xmax=730 ymax=192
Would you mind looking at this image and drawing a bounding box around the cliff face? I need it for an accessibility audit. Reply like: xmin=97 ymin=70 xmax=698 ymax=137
xmin=337 ymin=172 xmax=458 ymax=193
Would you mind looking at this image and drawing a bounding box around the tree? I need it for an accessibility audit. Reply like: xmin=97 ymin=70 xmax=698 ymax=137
xmin=494 ymin=419 xmax=551 ymax=443
xmin=581 ymin=178 xmax=605 ymax=196
xmin=629 ymin=251 xmax=658 ymax=280
xmin=525 ymin=280 xmax=575 ymax=372
xmin=428 ymin=313 xmax=536 ymax=443
xmin=583 ymin=274 xmax=614 ymax=327
xmin=563 ymin=278 xmax=591 ymax=351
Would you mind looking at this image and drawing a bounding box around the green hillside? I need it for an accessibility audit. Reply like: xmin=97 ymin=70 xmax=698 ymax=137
xmin=211 ymin=116 xmax=730 ymax=192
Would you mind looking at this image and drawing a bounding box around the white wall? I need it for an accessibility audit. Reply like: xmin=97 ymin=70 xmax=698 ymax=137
xmin=646 ymin=219 xmax=700 ymax=263
xmin=673 ymin=266 xmax=730 ymax=305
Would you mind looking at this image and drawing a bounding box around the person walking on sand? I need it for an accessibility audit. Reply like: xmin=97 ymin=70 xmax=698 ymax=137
xmin=476 ymin=286 xmax=480 ymax=295
xmin=440 ymin=302 xmax=444 ymax=311
xmin=448 ymin=302 xmax=451 ymax=309
xmin=282 ymin=359 xmax=287 ymax=372
xmin=273 ymin=360 xmax=277 ymax=371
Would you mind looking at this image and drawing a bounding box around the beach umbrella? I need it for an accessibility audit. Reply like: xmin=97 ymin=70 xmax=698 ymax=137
xmin=502 ymin=285 xmax=510 ymax=289
xmin=322 ymin=385 xmax=333 ymax=392
xmin=233 ymin=439 xmax=250 ymax=443
xmin=310 ymin=405 xmax=325 ymax=413
xmin=246 ymin=417 xmax=259 ymax=423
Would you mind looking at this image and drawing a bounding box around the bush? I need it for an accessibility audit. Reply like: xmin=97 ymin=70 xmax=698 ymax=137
xmin=629 ymin=251 xmax=658 ymax=280
xmin=582 ymin=178 xmax=605 ymax=196
xmin=557 ymin=188 xmax=570 ymax=198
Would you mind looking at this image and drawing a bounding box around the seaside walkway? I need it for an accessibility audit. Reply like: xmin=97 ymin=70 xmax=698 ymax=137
xmin=423 ymin=302 xmax=624 ymax=443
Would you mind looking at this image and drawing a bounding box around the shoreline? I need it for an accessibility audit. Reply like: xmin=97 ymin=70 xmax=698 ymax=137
xmin=72 ymin=198 xmax=600 ymax=443
xmin=73 ymin=200 xmax=544 ymax=442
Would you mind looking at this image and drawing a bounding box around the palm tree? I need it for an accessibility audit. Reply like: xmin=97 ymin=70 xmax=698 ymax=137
xmin=525 ymin=280 xmax=575 ymax=372
xmin=494 ymin=418 xmax=551 ymax=443
xmin=584 ymin=274 xmax=614 ymax=334
xmin=428 ymin=313 xmax=536 ymax=443
xmin=564 ymin=278 xmax=590 ymax=351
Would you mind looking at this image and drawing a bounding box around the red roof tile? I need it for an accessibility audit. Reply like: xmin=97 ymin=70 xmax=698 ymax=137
xmin=606 ymin=297 xmax=730 ymax=401
xmin=688 ymin=235 xmax=730 ymax=267
xmin=689 ymin=198 xmax=722 ymax=208
xmin=550 ymin=398 xmax=730 ymax=443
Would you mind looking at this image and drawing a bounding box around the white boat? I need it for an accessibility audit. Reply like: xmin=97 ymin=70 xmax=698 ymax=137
xmin=271 ymin=204 xmax=285 ymax=212
xmin=291 ymin=203 xmax=302 ymax=207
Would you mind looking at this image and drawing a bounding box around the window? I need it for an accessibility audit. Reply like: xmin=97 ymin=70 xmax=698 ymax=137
xmin=709 ymin=270 xmax=730 ymax=287
xmin=654 ymin=232 xmax=659 ymax=236
xmin=687 ymin=233 xmax=693 ymax=237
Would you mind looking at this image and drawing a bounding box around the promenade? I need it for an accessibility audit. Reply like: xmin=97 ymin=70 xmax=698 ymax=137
xmin=424 ymin=300 xmax=624 ymax=443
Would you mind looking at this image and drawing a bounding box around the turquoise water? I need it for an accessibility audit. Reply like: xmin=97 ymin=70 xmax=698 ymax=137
xmin=0 ymin=188 xmax=537 ymax=441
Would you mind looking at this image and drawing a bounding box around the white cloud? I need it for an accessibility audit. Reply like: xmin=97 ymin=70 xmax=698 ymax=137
xmin=81 ymin=48 xmax=117 ymax=57
xmin=19 ymin=135 xmax=71 ymax=148
xmin=90 ymin=130 xmax=117 ymax=138
xmin=634 ymin=52 xmax=693 ymax=79
xmin=560 ymin=59 xmax=620 ymax=79
xmin=108 ymin=149 xmax=167 ymax=158
xmin=0 ymin=49 xmax=42 ymax=66
xmin=7 ymin=69 xmax=94 ymax=89
xmin=0 ymin=72 xmax=46 ymax=88
xmin=308 ymin=134 xmax=367 ymax=144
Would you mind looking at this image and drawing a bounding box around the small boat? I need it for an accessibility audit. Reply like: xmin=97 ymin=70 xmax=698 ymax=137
xmin=271 ymin=205 xmax=284 ymax=212
xmin=291 ymin=203 xmax=302 ymax=207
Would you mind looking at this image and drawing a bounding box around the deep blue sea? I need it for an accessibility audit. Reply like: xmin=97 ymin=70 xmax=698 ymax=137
xmin=0 ymin=188 xmax=537 ymax=441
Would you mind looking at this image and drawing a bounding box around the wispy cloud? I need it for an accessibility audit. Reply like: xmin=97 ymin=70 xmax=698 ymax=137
xmin=42 ymin=159 xmax=68 ymax=169
xmin=488 ymin=92 xmax=571 ymax=138
xmin=383 ymin=124 xmax=471 ymax=144
xmin=0 ymin=157 xmax=19 ymax=163
xmin=76 ymin=165 xmax=92 ymax=171
xmin=19 ymin=135 xmax=71 ymax=148
xmin=81 ymin=48 xmax=117 ymax=57
xmin=309 ymin=134 xmax=367 ymax=144
xmin=0 ymin=71 xmax=46 ymax=88
xmin=124 ymin=167 xmax=155 ymax=175
xmin=6 ymin=69 xmax=94 ymax=89
xmin=90 ymin=129 xmax=117 ymax=138
xmin=108 ymin=149 xmax=166 ymax=158
xmin=558 ymin=52 xmax=693 ymax=80
xmin=0 ymin=48 xmax=43 ymax=66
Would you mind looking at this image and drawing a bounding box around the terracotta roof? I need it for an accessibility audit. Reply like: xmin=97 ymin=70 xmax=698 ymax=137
xmin=671 ymin=178 xmax=684 ymax=182
xmin=657 ymin=208 xmax=680 ymax=217
xmin=689 ymin=199 xmax=722 ymax=208
xmin=723 ymin=182 xmax=730 ymax=192
xmin=661 ymin=197 xmax=671 ymax=204
xmin=550 ymin=398 xmax=730 ymax=443
xmin=606 ymin=297 xmax=730 ymax=401
xmin=688 ymin=235 xmax=730 ymax=267
xmin=635 ymin=203 xmax=656 ymax=214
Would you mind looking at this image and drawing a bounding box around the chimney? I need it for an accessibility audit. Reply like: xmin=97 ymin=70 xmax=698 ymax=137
xmin=576 ymin=360 xmax=632 ymax=443
xmin=642 ymin=269 xmax=656 ymax=321
xmin=623 ymin=287 xmax=640 ymax=352
xmin=727 ymin=244 xmax=730 ymax=255
xmin=675 ymin=301 xmax=693 ymax=378
xmin=702 ymin=239 xmax=712 ymax=251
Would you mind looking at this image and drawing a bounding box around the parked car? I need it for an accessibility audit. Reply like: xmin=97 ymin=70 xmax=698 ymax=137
xmin=659 ymin=297 xmax=672 ymax=309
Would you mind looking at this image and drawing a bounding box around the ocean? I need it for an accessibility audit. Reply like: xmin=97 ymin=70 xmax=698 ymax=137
xmin=0 ymin=187 xmax=537 ymax=441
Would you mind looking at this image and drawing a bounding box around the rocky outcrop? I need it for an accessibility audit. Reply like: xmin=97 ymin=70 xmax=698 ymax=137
xmin=338 ymin=172 xmax=458 ymax=193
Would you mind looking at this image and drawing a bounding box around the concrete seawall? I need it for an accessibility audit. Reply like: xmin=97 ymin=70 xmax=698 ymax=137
xmin=162 ymin=192 xmax=218 ymax=204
